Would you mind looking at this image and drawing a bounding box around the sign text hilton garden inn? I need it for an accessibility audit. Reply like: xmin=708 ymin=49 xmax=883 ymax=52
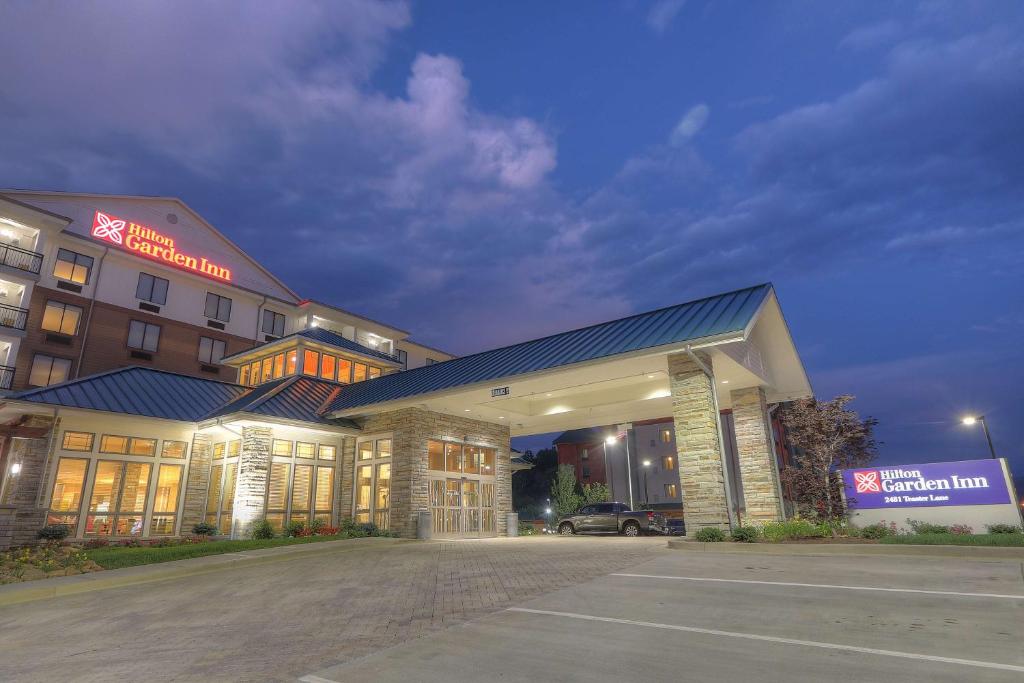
xmin=842 ymin=459 xmax=1012 ymax=510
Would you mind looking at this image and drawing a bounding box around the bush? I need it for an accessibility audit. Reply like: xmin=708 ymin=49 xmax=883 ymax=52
xmin=760 ymin=518 xmax=826 ymax=542
xmin=906 ymin=519 xmax=949 ymax=535
xmin=948 ymin=524 xmax=973 ymax=535
xmin=986 ymin=523 xmax=1022 ymax=534
xmin=307 ymin=518 xmax=327 ymax=534
xmin=191 ymin=522 xmax=217 ymax=536
xmin=859 ymin=522 xmax=895 ymax=539
xmin=283 ymin=520 xmax=306 ymax=538
xmin=250 ymin=520 xmax=275 ymax=540
xmin=518 ymin=521 xmax=537 ymax=536
xmin=82 ymin=538 xmax=109 ymax=549
xmin=695 ymin=527 xmax=726 ymax=542
xmin=37 ymin=524 xmax=71 ymax=542
xmin=730 ymin=526 xmax=760 ymax=543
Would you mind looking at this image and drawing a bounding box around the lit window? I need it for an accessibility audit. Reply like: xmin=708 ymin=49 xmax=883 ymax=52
xmin=53 ymin=248 xmax=93 ymax=284
xmin=377 ymin=439 xmax=391 ymax=458
xmin=661 ymin=429 xmax=672 ymax=443
xmin=369 ymin=366 xmax=381 ymax=379
xmin=151 ymin=464 xmax=183 ymax=535
xmin=47 ymin=457 xmax=88 ymax=530
xmin=336 ymin=358 xmax=351 ymax=383
xmin=295 ymin=442 xmax=315 ymax=459
xmin=318 ymin=444 xmax=336 ymax=461
xmin=29 ymin=354 xmax=71 ymax=387
xmin=240 ymin=365 xmax=250 ymax=385
xmin=357 ymin=440 xmax=373 ymax=461
xmin=428 ymin=440 xmax=444 ymax=471
xmin=61 ymin=431 xmax=94 ymax=452
xmin=127 ymin=320 xmax=160 ymax=352
xmin=580 ymin=448 xmax=589 ymax=461
xmin=445 ymin=442 xmax=462 ymax=473
xmin=161 ymin=441 xmax=187 ymax=459
xmin=303 ymin=350 xmax=319 ymax=376
xmin=315 ymin=467 xmax=333 ymax=518
xmin=213 ymin=443 xmax=225 ymax=460
xmin=198 ymin=337 xmax=226 ymax=364
xmin=480 ymin=448 xmax=496 ymax=474
xmin=261 ymin=357 xmax=273 ymax=382
xmin=273 ymin=353 xmax=284 ymax=378
xmin=99 ymin=435 xmax=129 ymax=454
xmin=665 ymin=483 xmax=678 ymax=497
xmin=85 ymin=461 xmax=152 ymax=536
xmin=128 ymin=438 xmax=157 ymax=456
xmin=291 ymin=464 xmax=312 ymax=522
xmin=204 ymin=292 xmax=232 ymax=322
xmin=41 ymin=300 xmax=83 ymax=336
xmin=320 ymin=354 xmax=336 ymax=380
xmin=228 ymin=440 xmax=241 ymax=457
xmin=272 ymin=439 xmax=292 ymax=456
xmin=285 ymin=350 xmax=297 ymax=374
xmin=265 ymin=462 xmax=290 ymax=530
xmin=353 ymin=363 xmax=367 ymax=382
xmin=463 ymin=446 xmax=480 ymax=474
xmin=249 ymin=360 xmax=261 ymax=383
xmin=662 ymin=456 xmax=676 ymax=471
xmin=262 ymin=310 xmax=285 ymax=337
xmin=136 ymin=273 xmax=168 ymax=305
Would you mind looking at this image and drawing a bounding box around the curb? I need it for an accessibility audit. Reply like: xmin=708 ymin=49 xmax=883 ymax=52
xmin=0 ymin=537 xmax=409 ymax=607
xmin=667 ymin=539 xmax=1024 ymax=560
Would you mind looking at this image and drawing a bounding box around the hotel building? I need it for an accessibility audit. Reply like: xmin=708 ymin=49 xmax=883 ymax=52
xmin=0 ymin=191 xmax=812 ymax=547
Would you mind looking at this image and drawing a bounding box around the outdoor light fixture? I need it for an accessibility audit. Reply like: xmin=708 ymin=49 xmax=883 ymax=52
xmin=642 ymin=459 xmax=651 ymax=467
xmin=545 ymin=507 xmax=552 ymax=515
xmin=10 ymin=462 xmax=21 ymax=475
xmin=961 ymin=415 xmax=997 ymax=459
xmin=605 ymin=435 xmax=617 ymax=445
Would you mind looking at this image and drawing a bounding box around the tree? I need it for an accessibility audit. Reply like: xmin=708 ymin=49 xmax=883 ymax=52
xmin=581 ymin=482 xmax=611 ymax=505
xmin=550 ymin=464 xmax=582 ymax=517
xmin=780 ymin=394 xmax=878 ymax=522
xmin=512 ymin=447 xmax=558 ymax=518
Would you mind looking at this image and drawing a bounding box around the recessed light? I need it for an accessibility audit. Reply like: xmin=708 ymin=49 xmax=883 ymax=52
xmin=498 ymin=416 xmax=505 ymax=419
xmin=464 ymin=409 xmax=471 ymax=412
xmin=546 ymin=393 xmax=552 ymax=397
xmin=647 ymin=374 xmax=655 ymax=379
xmin=721 ymin=380 xmax=729 ymax=384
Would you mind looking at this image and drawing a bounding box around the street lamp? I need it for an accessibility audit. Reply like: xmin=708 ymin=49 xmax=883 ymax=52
xmin=961 ymin=415 xmax=997 ymax=459
xmin=641 ymin=459 xmax=651 ymax=505
xmin=545 ymin=497 xmax=552 ymax=532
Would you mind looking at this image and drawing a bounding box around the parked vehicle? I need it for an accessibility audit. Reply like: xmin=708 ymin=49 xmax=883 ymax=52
xmin=556 ymin=502 xmax=654 ymax=537
xmin=648 ymin=515 xmax=686 ymax=536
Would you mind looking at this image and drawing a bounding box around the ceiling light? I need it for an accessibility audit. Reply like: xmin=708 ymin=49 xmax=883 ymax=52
xmin=721 ymin=380 xmax=729 ymax=384
xmin=498 ymin=416 xmax=505 ymax=419
xmin=546 ymin=393 xmax=552 ymax=397
xmin=464 ymin=409 xmax=471 ymax=412
xmin=646 ymin=374 xmax=655 ymax=379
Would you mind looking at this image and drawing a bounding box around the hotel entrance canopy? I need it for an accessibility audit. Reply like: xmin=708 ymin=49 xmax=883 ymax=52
xmin=324 ymin=283 xmax=811 ymax=436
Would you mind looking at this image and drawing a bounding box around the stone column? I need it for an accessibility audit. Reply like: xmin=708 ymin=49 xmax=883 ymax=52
xmin=338 ymin=436 xmax=356 ymax=523
xmin=6 ymin=415 xmax=58 ymax=546
xmin=668 ymin=352 xmax=731 ymax=531
xmin=731 ymin=386 xmax=784 ymax=523
xmin=231 ymin=426 xmax=272 ymax=539
xmin=180 ymin=433 xmax=213 ymax=533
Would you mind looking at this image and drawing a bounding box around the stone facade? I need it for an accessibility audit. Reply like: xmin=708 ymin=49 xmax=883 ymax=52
xmin=231 ymin=426 xmax=272 ymax=539
xmin=3 ymin=415 xmax=58 ymax=546
xmin=667 ymin=352 xmax=731 ymax=531
xmin=180 ymin=433 xmax=213 ymax=532
xmin=731 ymin=386 xmax=784 ymax=523
xmin=359 ymin=408 xmax=512 ymax=539
xmin=338 ymin=436 xmax=356 ymax=522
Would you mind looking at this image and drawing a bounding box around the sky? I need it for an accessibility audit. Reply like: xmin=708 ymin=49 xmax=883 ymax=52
xmin=1 ymin=1 xmax=1022 ymax=475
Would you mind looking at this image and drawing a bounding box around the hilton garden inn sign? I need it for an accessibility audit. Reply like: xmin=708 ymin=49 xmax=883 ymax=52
xmin=842 ymin=459 xmax=1012 ymax=510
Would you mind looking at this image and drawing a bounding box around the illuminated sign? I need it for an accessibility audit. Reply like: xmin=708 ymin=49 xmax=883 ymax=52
xmin=90 ymin=210 xmax=232 ymax=282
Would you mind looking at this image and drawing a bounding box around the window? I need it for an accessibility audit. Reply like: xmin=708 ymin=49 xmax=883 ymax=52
xmin=127 ymin=320 xmax=160 ymax=352
xmin=272 ymin=440 xmax=292 ymax=456
xmin=582 ymin=466 xmax=591 ymax=478
xmin=198 ymin=337 xmax=226 ymax=364
xmin=318 ymin=444 xmax=336 ymax=461
xmin=86 ymin=460 xmax=151 ymax=536
xmin=151 ymin=464 xmax=184 ymax=535
xmin=291 ymin=464 xmax=312 ymax=523
xmin=357 ymin=440 xmax=373 ymax=461
xmin=463 ymin=446 xmax=480 ymax=474
xmin=295 ymin=442 xmax=315 ymax=459
xmin=661 ymin=429 xmax=672 ymax=443
xmin=61 ymin=431 xmax=94 ymax=452
xmin=53 ymin=248 xmax=93 ymax=284
xmin=286 ymin=350 xmax=297 ymax=375
xmin=261 ymin=357 xmax=272 ymax=382
xmin=369 ymin=366 xmax=381 ymax=379
xmin=262 ymin=310 xmax=285 ymax=337
xmin=99 ymin=435 xmax=129 ymax=454
xmin=428 ymin=440 xmax=445 ymax=471
xmin=47 ymin=458 xmax=89 ymax=529
xmin=336 ymin=358 xmax=351 ymax=383
xmin=161 ymin=441 xmax=187 ymax=459
xmin=136 ymin=273 xmax=168 ymax=305
xmin=212 ymin=442 xmax=225 ymax=460
xmin=665 ymin=483 xmax=679 ymax=498
xmin=228 ymin=440 xmax=241 ymax=457
xmin=425 ymin=358 xmax=438 ymax=365
xmin=29 ymin=354 xmax=71 ymax=386
xmin=320 ymin=354 xmax=336 ymax=381
xmin=41 ymin=300 xmax=83 ymax=336
xmin=354 ymin=439 xmax=390 ymax=528
xmin=353 ymin=363 xmax=367 ymax=383
xmin=480 ymin=448 xmax=496 ymax=474
xmin=315 ymin=467 xmax=334 ymax=521
xmin=303 ymin=350 xmax=319 ymax=376
xmin=265 ymin=462 xmax=290 ymax=531
xmin=204 ymin=292 xmax=232 ymax=322
xmin=128 ymin=438 xmax=157 ymax=456
xmin=273 ymin=353 xmax=284 ymax=379
xmin=580 ymin=448 xmax=589 ymax=461
xmin=396 ymin=349 xmax=408 ymax=370
xmin=662 ymin=456 xmax=676 ymax=471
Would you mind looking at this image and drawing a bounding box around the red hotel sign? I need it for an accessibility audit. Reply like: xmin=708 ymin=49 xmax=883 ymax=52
xmin=91 ymin=210 xmax=232 ymax=282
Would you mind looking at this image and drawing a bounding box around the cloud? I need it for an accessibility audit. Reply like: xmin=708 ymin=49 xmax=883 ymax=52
xmin=839 ymin=20 xmax=902 ymax=51
xmin=669 ymin=104 xmax=710 ymax=145
xmin=646 ymin=0 xmax=686 ymax=34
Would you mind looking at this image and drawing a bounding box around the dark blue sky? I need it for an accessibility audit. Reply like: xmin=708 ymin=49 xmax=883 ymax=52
xmin=1 ymin=1 xmax=1021 ymax=474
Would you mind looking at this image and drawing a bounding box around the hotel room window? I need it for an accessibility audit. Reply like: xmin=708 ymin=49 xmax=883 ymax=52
xmin=29 ymin=354 xmax=71 ymax=387
xmin=665 ymin=483 xmax=678 ymax=497
xmin=136 ymin=273 xmax=168 ymax=305
xmin=662 ymin=456 xmax=676 ymax=470
xmin=127 ymin=320 xmax=161 ymax=352
xmin=661 ymin=429 xmax=672 ymax=443
xmin=396 ymin=349 xmax=408 ymax=370
xmin=198 ymin=336 xmax=226 ymax=364
xmin=41 ymin=300 xmax=83 ymax=336
xmin=295 ymin=442 xmax=315 ymax=459
xmin=204 ymin=292 xmax=232 ymax=322
xmin=53 ymin=248 xmax=93 ymax=284
xmin=262 ymin=310 xmax=285 ymax=337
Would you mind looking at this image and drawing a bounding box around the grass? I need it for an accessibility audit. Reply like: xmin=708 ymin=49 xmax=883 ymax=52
xmin=85 ymin=534 xmax=362 ymax=570
xmin=879 ymin=533 xmax=1024 ymax=547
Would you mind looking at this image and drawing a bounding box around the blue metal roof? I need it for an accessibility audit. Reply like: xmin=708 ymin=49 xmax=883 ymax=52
xmin=204 ymin=375 xmax=358 ymax=428
xmin=219 ymin=326 xmax=401 ymax=365
xmin=11 ymin=367 xmax=249 ymax=422
xmin=327 ymin=284 xmax=772 ymax=413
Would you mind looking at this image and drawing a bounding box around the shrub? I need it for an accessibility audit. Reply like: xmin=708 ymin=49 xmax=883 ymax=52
xmin=760 ymin=518 xmax=826 ymax=542
xmin=307 ymin=518 xmax=327 ymax=534
xmin=82 ymin=538 xmax=109 ymax=550
xmin=730 ymin=526 xmax=760 ymax=543
xmin=695 ymin=527 xmax=726 ymax=542
xmin=191 ymin=522 xmax=217 ymax=536
xmin=518 ymin=521 xmax=537 ymax=536
xmin=36 ymin=524 xmax=71 ymax=542
xmin=119 ymin=538 xmax=142 ymax=547
xmin=986 ymin=523 xmax=1022 ymax=534
xmin=859 ymin=523 xmax=894 ymax=539
xmin=283 ymin=520 xmax=306 ymax=538
xmin=906 ymin=519 xmax=949 ymax=535
xmin=948 ymin=524 xmax=973 ymax=535
xmin=250 ymin=520 xmax=275 ymax=540
xmin=320 ymin=526 xmax=339 ymax=536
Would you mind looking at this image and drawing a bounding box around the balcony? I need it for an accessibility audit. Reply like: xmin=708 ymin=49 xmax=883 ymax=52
xmin=0 ymin=304 xmax=28 ymax=331
xmin=0 ymin=242 xmax=43 ymax=275
xmin=0 ymin=365 xmax=13 ymax=391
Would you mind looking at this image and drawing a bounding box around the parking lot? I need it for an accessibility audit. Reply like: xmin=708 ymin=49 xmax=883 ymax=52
xmin=2 ymin=536 xmax=1023 ymax=682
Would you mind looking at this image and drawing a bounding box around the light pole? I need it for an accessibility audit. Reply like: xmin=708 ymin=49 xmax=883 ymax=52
xmin=545 ymin=498 xmax=552 ymax=532
xmin=962 ymin=415 xmax=997 ymax=459
xmin=641 ymin=459 xmax=651 ymax=505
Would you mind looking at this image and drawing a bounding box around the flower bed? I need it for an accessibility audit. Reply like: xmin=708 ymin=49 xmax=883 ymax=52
xmin=1 ymin=545 xmax=102 ymax=584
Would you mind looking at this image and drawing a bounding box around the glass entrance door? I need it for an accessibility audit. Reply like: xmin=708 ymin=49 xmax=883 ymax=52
xmin=427 ymin=440 xmax=497 ymax=537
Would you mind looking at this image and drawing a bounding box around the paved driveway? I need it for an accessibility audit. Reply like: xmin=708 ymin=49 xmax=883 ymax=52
xmin=0 ymin=536 xmax=666 ymax=682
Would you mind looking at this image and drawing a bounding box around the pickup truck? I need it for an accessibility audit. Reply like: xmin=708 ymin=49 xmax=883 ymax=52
xmin=555 ymin=502 xmax=654 ymax=537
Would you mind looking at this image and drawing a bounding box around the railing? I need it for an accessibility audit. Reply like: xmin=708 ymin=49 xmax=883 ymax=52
xmin=0 ymin=365 xmax=14 ymax=391
xmin=0 ymin=242 xmax=43 ymax=275
xmin=0 ymin=304 xmax=29 ymax=331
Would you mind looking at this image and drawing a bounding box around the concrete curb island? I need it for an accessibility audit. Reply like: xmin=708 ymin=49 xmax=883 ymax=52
xmin=0 ymin=536 xmax=408 ymax=607
xmin=667 ymin=538 xmax=1024 ymax=560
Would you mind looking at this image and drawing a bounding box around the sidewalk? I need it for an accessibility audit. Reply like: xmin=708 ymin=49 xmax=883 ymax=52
xmin=0 ymin=536 xmax=407 ymax=606
xmin=668 ymin=538 xmax=1024 ymax=560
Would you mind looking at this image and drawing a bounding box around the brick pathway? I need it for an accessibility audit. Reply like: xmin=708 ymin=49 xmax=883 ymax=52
xmin=0 ymin=536 xmax=668 ymax=682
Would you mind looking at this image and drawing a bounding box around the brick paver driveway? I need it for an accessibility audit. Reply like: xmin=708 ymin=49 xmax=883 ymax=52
xmin=0 ymin=536 xmax=668 ymax=682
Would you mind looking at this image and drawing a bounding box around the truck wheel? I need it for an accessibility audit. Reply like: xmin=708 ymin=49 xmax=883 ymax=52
xmin=558 ymin=523 xmax=575 ymax=535
xmin=622 ymin=521 xmax=640 ymax=537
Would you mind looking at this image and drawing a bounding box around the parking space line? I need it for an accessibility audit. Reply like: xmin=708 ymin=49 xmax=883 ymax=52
xmin=611 ymin=573 xmax=1024 ymax=600
xmin=507 ymin=607 xmax=1024 ymax=673
xmin=298 ymin=675 xmax=339 ymax=683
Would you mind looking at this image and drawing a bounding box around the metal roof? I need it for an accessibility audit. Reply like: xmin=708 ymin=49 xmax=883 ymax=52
xmin=204 ymin=375 xmax=358 ymax=428
xmin=326 ymin=284 xmax=772 ymax=414
xmin=10 ymin=367 xmax=249 ymax=422
xmin=219 ymin=326 xmax=401 ymax=365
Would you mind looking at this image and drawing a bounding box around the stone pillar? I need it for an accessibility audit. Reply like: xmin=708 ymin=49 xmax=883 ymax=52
xmin=180 ymin=433 xmax=213 ymax=533
xmin=6 ymin=416 xmax=58 ymax=546
xmin=231 ymin=426 xmax=272 ymax=539
xmin=338 ymin=436 xmax=356 ymax=523
xmin=668 ymin=352 xmax=731 ymax=531
xmin=731 ymin=386 xmax=784 ymax=523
